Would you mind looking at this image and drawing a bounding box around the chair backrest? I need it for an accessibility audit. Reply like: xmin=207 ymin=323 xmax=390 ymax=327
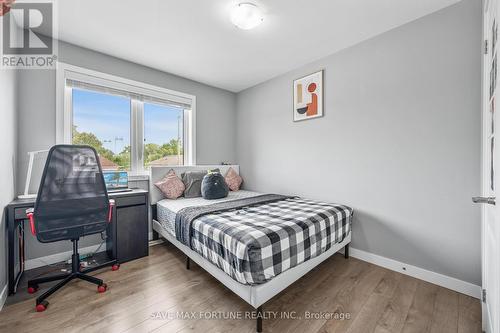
xmin=34 ymin=145 xmax=110 ymax=243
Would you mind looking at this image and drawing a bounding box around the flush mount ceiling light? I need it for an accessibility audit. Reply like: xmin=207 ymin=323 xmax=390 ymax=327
xmin=231 ymin=3 xmax=264 ymax=30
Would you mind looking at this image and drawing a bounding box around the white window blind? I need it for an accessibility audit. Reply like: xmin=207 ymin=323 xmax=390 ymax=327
xmin=66 ymin=78 xmax=192 ymax=109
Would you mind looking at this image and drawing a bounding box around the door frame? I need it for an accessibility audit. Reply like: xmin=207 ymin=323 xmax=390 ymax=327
xmin=482 ymin=1 xmax=499 ymax=332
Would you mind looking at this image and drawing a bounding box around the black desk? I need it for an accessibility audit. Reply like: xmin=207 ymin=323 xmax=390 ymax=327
xmin=5 ymin=188 xmax=149 ymax=295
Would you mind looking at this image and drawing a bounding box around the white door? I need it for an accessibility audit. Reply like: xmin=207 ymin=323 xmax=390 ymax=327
xmin=476 ymin=1 xmax=500 ymax=332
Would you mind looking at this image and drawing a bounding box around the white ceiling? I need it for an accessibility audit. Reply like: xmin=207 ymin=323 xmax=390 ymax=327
xmin=54 ymin=0 xmax=461 ymax=92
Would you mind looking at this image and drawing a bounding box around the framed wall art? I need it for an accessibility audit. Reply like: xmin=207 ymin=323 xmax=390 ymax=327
xmin=293 ymin=70 xmax=323 ymax=121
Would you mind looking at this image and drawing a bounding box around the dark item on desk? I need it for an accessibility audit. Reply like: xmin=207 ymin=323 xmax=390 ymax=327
xmin=25 ymin=145 xmax=120 ymax=312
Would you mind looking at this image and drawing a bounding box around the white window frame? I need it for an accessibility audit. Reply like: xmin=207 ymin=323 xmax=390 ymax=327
xmin=56 ymin=62 xmax=197 ymax=174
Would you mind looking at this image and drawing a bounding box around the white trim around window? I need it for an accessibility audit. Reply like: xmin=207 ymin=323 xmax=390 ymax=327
xmin=56 ymin=62 xmax=197 ymax=173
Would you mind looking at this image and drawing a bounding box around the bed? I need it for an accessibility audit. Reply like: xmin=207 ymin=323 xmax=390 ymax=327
xmin=150 ymin=165 xmax=353 ymax=332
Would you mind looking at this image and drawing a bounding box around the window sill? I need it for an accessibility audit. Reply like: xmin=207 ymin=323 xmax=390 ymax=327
xmin=128 ymin=174 xmax=150 ymax=181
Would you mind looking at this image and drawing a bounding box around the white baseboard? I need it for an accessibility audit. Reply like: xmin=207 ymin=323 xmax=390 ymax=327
xmin=149 ymin=239 xmax=165 ymax=246
xmin=348 ymin=247 xmax=481 ymax=299
xmin=24 ymin=237 xmax=161 ymax=272
xmin=24 ymin=244 xmax=106 ymax=271
xmin=0 ymin=284 xmax=7 ymax=312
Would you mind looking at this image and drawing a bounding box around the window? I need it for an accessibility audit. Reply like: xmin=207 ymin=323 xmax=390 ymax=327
xmin=144 ymin=102 xmax=184 ymax=169
xmin=57 ymin=63 xmax=196 ymax=174
xmin=72 ymin=89 xmax=131 ymax=170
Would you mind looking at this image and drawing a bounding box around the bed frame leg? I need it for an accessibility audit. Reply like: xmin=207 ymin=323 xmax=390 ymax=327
xmin=344 ymin=244 xmax=349 ymax=259
xmin=256 ymin=306 xmax=263 ymax=332
xmin=186 ymin=256 xmax=190 ymax=270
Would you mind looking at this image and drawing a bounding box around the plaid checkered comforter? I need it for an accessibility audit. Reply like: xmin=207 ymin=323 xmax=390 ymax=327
xmin=185 ymin=197 xmax=353 ymax=285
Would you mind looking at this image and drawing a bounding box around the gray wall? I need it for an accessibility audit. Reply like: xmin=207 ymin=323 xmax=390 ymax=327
xmin=0 ymin=69 xmax=18 ymax=295
xmin=236 ymin=0 xmax=482 ymax=284
xmin=17 ymin=41 xmax=237 ymax=260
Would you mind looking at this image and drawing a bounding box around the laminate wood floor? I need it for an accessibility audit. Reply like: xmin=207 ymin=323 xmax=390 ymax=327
xmin=0 ymin=242 xmax=481 ymax=333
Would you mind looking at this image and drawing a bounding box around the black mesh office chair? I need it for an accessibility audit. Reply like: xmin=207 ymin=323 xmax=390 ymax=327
xmin=26 ymin=145 xmax=119 ymax=312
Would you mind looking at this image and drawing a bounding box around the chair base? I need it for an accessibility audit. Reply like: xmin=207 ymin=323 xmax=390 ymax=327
xmin=27 ymin=238 xmax=114 ymax=311
xmin=29 ymin=272 xmax=105 ymax=308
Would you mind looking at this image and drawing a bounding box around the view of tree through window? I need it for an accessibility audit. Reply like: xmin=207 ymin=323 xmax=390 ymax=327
xmin=144 ymin=102 xmax=184 ymax=168
xmin=71 ymin=89 xmax=185 ymax=171
xmin=72 ymin=89 xmax=131 ymax=170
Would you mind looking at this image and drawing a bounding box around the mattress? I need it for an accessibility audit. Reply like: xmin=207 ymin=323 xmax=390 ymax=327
xmin=156 ymin=190 xmax=261 ymax=236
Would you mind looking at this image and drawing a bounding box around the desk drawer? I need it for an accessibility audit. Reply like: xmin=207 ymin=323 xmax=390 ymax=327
xmin=14 ymin=207 xmax=30 ymax=220
xmin=115 ymin=195 xmax=146 ymax=207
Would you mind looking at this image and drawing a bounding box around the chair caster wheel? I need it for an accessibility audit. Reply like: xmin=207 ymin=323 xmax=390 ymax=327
xmin=28 ymin=286 xmax=39 ymax=294
xmin=36 ymin=301 xmax=49 ymax=312
xmin=97 ymin=284 xmax=107 ymax=293
xmin=111 ymin=264 xmax=120 ymax=271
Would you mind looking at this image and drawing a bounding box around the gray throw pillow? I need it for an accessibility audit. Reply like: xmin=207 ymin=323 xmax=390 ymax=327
xmin=182 ymin=171 xmax=207 ymax=198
